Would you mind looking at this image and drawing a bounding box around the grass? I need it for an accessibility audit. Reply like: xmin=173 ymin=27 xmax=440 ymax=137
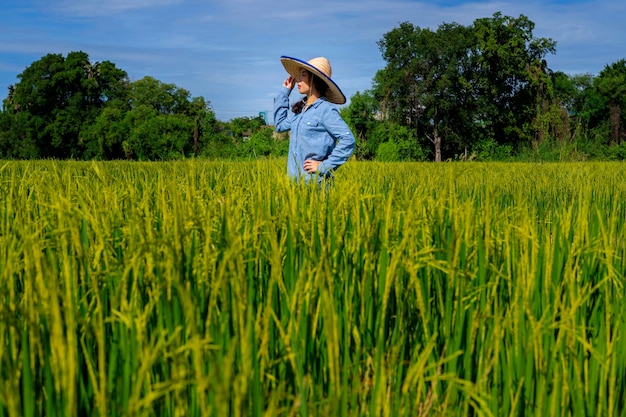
xmin=0 ymin=159 xmax=625 ymax=416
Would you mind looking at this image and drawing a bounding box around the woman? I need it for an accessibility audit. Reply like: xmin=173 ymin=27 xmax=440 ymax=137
xmin=273 ymin=56 xmax=355 ymax=183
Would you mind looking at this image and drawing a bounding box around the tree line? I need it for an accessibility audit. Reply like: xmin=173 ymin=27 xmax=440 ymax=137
xmin=0 ymin=51 xmax=285 ymax=160
xmin=344 ymin=13 xmax=626 ymax=161
xmin=1 ymin=12 xmax=625 ymax=162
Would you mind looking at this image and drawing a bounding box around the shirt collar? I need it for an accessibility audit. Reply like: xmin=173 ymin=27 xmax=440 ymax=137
xmin=304 ymin=96 xmax=328 ymax=112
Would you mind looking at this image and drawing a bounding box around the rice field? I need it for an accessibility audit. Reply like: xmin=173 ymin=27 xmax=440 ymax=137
xmin=0 ymin=159 xmax=625 ymax=417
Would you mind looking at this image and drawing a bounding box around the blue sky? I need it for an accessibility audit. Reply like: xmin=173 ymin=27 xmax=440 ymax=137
xmin=1 ymin=0 xmax=624 ymax=121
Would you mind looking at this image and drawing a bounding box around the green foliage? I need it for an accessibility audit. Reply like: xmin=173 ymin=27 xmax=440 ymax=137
xmin=241 ymin=127 xmax=273 ymax=158
xmin=608 ymin=142 xmax=626 ymax=160
xmin=118 ymin=77 xmax=200 ymax=159
xmin=200 ymin=130 xmax=237 ymax=159
xmin=473 ymin=137 xmax=513 ymax=161
xmin=129 ymin=76 xmax=195 ymax=115
xmin=473 ymin=13 xmax=557 ymax=146
xmin=375 ymin=141 xmax=399 ymax=161
xmin=372 ymin=13 xmax=557 ymax=161
xmin=341 ymin=91 xmax=379 ymax=141
xmin=228 ymin=115 xmax=266 ymax=138
xmin=3 ymin=51 xmax=129 ymax=159
xmin=127 ymin=112 xmax=194 ymax=160
xmin=81 ymin=103 xmax=131 ymax=159
xmin=0 ymin=110 xmax=40 ymax=158
xmin=1 ymin=26 xmax=626 ymax=162
xmin=0 ymin=52 xmax=222 ymax=161
xmin=592 ymin=60 xmax=626 ymax=145
xmin=81 ymin=76 xmax=219 ymax=160
xmin=371 ymin=120 xmax=426 ymax=161
xmin=353 ymin=139 xmax=377 ymax=161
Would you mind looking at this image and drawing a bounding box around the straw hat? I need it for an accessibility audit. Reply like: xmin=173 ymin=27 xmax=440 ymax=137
xmin=280 ymin=56 xmax=346 ymax=105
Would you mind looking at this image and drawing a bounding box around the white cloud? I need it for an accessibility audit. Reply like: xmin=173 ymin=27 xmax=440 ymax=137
xmin=50 ymin=0 xmax=183 ymax=17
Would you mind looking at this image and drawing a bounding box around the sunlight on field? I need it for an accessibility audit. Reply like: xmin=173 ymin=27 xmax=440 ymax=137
xmin=1 ymin=159 xmax=625 ymax=416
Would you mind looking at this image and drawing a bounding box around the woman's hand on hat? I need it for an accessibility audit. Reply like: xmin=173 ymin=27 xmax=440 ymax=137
xmin=283 ymin=76 xmax=295 ymax=90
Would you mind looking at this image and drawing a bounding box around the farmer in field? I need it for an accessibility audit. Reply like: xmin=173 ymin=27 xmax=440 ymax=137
xmin=274 ymin=56 xmax=355 ymax=183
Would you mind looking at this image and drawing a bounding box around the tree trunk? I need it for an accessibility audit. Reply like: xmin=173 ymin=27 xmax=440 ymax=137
xmin=432 ymin=125 xmax=442 ymax=162
xmin=610 ymin=101 xmax=620 ymax=145
xmin=194 ymin=117 xmax=199 ymax=155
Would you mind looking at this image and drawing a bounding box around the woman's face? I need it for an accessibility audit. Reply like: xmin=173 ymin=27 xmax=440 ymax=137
xmin=297 ymin=69 xmax=312 ymax=95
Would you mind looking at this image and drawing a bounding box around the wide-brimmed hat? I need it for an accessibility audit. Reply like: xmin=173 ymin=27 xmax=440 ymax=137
xmin=280 ymin=56 xmax=346 ymax=105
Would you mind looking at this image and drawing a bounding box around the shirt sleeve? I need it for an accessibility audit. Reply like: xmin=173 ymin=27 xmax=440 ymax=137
xmin=273 ymin=87 xmax=292 ymax=133
xmin=317 ymin=106 xmax=355 ymax=175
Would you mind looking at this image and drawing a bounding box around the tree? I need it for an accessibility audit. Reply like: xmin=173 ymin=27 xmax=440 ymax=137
xmin=593 ymin=60 xmax=626 ymax=145
xmin=374 ymin=13 xmax=557 ymax=161
xmin=472 ymin=13 xmax=557 ymax=147
xmin=527 ymin=67 xmax=572 ymax=146
xmin=374 ymin=21 xmax=478 ymax=161
xmin=5 ymin=51 xmax=128 ymax=159
xmin=566 ymin=61 xmax=626 ymax=153
xmin=342 ymin=91 xmax=380 ymax=159
xmin=122 ymin=77 xmax=198 ymax=159
xmin=82 ymin=76 xmax=216 ymax=160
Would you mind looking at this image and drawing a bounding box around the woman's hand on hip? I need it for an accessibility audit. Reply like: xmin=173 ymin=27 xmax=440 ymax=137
xmin=303 ymin=159 xmax=321 ymax=174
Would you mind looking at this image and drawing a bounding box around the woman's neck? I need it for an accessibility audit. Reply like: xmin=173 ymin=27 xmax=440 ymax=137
xmin=305 ymin=93 xmax=320 ymax=109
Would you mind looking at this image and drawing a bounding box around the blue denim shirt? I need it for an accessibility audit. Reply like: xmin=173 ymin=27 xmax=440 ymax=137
xmin=274 ymin=87 xmax=355 ymax=183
